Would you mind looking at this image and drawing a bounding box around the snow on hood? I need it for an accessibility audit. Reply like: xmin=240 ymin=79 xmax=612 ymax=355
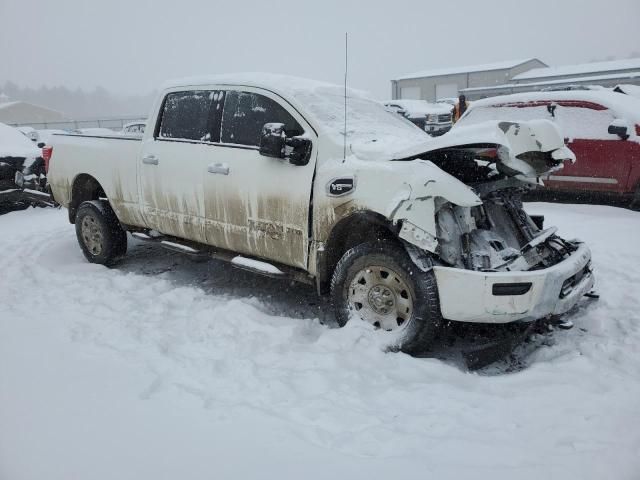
xmin=0 ymin=122 xmax=41 ymax=159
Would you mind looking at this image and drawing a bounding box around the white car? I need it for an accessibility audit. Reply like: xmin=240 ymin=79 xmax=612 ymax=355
xmin=71 ymin=128 xmax=117 ymax=136
xmin=16 ymin=126 xmax=39 ymax=142
xmin=46 ymin=74 xmax=594 ymax=353
xmin=37 ymin=129 xmax=71 ymax=146
xmin=383 ymin=99 xmax=453 ymax=136
xmin=121 ymin=121 xmax=146 ymax=136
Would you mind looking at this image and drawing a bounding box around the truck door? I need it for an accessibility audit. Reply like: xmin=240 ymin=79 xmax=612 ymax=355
xmin=138 ymin=90 xmax=218 ymax=243
xmin=202 ymin=88 xmax=317 ymax=270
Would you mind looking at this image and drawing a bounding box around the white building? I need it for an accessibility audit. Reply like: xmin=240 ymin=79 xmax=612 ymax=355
xmin=461 ymin=58 xmax=640 ymax=99
xmin=392 ymin=58 xmax=640 ymax=101
xmin=391 ymin=59 xmax=547 ymax=102
xmin=0 ymin=94 xmax=65 ymax=125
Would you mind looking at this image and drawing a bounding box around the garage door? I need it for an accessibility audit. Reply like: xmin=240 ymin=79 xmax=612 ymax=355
xmin=435 ymin=83 xmax=458 ymax=101
xmin=400 ymin=87 xmax=420 ymax=99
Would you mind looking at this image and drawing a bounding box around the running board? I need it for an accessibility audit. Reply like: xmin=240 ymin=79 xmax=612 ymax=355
xmin=128 ymin=230 xmax=312 ymax=285
xmin=231 ymin=256 xmax=285 ymax=277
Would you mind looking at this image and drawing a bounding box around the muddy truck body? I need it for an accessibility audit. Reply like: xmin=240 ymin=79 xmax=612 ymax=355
xmin=47 ymin=74 xmax=595 ymax=352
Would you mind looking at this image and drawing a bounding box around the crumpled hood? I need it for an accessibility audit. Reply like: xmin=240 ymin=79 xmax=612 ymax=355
xmin=350 ymin=119 xmax=575 ymax=178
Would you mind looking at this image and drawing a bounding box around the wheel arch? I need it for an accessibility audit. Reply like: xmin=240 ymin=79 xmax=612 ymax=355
xmin=69 ymin=173 xmax=108 ymax=224
xmin=316 ymin=210 xmax=400 ymax=294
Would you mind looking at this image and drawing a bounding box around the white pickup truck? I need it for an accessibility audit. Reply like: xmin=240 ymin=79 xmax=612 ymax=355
xmin=48 ymin=74 xmax=595 ymax=353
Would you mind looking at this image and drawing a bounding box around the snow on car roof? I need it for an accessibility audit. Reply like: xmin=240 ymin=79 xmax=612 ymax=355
xmin=0 ymin=122 xmax=42 ymax=158
xmin=512 ymin=58 xmax=640 ymax=81
xmin=393 ymin=58 xmax=542 ymax=81
xmin=467 ymin=90 xmax=640 ymax=124
xmin=163 ymin=72 xmax=366 ymax=101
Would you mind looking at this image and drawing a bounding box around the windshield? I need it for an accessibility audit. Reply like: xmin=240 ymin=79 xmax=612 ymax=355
xmin=291 ymin=87 xmax=428 ymax=153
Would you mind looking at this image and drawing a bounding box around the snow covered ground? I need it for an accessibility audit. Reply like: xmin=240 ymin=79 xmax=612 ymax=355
xmin=1 ymin=203 xmax=639 ymax=480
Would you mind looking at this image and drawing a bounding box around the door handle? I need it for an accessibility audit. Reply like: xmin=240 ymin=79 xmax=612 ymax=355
xmin=208 ymin=162 xmax=229 ymax=175
xmin=142 ymin=155 xmax=159 ymax=165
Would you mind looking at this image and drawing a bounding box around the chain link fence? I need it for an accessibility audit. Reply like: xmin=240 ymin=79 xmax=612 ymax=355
xmin=7 ymin=115 xmax=147 ymax=132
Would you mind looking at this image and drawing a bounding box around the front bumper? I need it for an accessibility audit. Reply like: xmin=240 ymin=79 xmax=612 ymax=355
xmin=432 ymin=243 xmax=594 ymax=323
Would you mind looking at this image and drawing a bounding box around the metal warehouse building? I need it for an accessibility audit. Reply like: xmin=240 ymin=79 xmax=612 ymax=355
xmin=391 ymin=58 xmax=547 ymax=102
xmin=391 ymin=58 xmax=640 ymax=102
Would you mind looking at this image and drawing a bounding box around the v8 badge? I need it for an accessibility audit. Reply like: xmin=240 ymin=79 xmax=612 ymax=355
xmin=327 ymin=176 xmax=356 ymax=197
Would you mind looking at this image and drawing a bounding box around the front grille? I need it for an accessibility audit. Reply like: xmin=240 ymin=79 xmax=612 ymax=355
xmin=438 ymin=114 xmax=452 ymax=123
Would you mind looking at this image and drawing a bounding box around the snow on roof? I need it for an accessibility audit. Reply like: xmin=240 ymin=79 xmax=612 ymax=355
xmin=163 ymin=72 xmax=366 ymax=100
xmin=0 ymin=101 xmax=22 ymax=110
xmin=383 ymin=99 xmax=452 ymax=116
xmin=0 ymin=122 xmax=42 ymax=158
xmin=513 ymin=58 xmax=640 ymax=81
xmin=393 ymin=59 xmax=543 ymax=81
xmin=614 ymin=84 xmax=640 ymax=99
xmin=467 ymin=90 xmax=640 ymax=124
xmin=461 ymin=72 xmax=640 ymax=93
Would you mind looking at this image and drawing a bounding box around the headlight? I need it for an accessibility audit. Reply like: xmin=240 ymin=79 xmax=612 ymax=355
xmin=427 ymin=114 xmax=438 ymax=122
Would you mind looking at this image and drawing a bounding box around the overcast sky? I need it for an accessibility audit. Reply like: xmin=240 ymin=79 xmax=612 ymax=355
xmin=1 ymin=0 xmax=639 ymax=100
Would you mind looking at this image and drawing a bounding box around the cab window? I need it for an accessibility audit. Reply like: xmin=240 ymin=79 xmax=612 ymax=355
xmin=220 ymin=91 xmax=303 ymax=147
xmin=158 ymin=91 xmax=214 ymax=142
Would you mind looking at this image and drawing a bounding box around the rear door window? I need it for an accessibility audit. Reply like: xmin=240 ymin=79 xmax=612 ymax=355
xmin=158 ymin=91 xmax=215 ymax=142
xmin=220 ymin=91 xmax=303 ymax=147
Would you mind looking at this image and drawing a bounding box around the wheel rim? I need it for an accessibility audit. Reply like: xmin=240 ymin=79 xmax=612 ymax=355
xmin=347 ymin=265 xmax=414 ymax=331
xmin=81 ymin=214 xmax=103 ymax=256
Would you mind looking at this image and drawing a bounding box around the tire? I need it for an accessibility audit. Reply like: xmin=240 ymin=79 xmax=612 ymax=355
xmin=630 ymin=186 xmax=640 ymax=211
xmin=75 ymin=200 xmax=127 ymax=265
xmin=330 ymin=240 xmax=442 ymax=354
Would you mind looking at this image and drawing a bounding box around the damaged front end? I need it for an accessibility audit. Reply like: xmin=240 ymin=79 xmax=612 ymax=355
xmin=392 ymin=120 xmax=594 ymax=323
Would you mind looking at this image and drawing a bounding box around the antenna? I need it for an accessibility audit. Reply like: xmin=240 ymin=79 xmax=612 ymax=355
xmin=343 ymin=32 xmax=348 ymax=163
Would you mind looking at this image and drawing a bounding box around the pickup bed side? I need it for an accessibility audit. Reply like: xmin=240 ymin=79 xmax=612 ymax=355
xmin=48 ymin=134 xmax=145 ymax=226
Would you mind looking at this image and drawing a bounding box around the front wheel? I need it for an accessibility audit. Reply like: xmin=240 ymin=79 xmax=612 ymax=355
xmin=75 ymin=200 xmax=127 ymax=266
xmin=330 ymin=241 xmax=442 ymax=354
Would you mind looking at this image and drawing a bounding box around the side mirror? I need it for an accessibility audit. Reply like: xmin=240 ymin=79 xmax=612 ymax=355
xmin=286 ymin=136 xmax=312 ymax=166
xmin=259 ymin=123 xmax=286 ymax=158
xmin=259 ymin=123 xmax=312 ymax=166
xmin=37 ymin=142 xmax=45 ymax=148
xmin=608 ymin=119 xmax=630 ymax=140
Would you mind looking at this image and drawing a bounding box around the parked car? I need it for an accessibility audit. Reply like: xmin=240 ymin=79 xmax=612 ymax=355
xmin=383 ymin=99 xmax=453 ymax=136
xmin=456 ymin=91 xmax=640 ymax=209
xmin=436 ymin=97 xmax=458 ymax=108
xmin=121 ymin=121 xmax=146 ymax=136
xmin=47 ymin=74 xmax=594 ymax=353
xmin=0 ymin=123 xmax=53 ymax=209
xmin=16 ymin=126 xmax=39 ymax=142
xmin=37 ymin=129 xmax=71 ymax=145
xmin=71 ymin=128 xmax=117 ymax=135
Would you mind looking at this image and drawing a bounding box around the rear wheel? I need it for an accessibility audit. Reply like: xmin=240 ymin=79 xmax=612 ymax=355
xmin=330 ymin=241 xmax=442 ymax=354
xmin=75 ymin=200 xmax=127 ymax=265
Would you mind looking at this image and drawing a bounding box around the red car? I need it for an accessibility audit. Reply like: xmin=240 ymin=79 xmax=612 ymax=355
xmin=455 ymin=90 xmax=640 ymax=208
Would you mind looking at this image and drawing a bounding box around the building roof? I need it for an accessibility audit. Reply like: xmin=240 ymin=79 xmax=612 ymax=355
xmin=512 ymin=58 xmax=640 ymax=81
xmin=461 ymin=71 xmax=640 ymax=94
xmin=393 ymin=58 xmax=544 ymax=81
